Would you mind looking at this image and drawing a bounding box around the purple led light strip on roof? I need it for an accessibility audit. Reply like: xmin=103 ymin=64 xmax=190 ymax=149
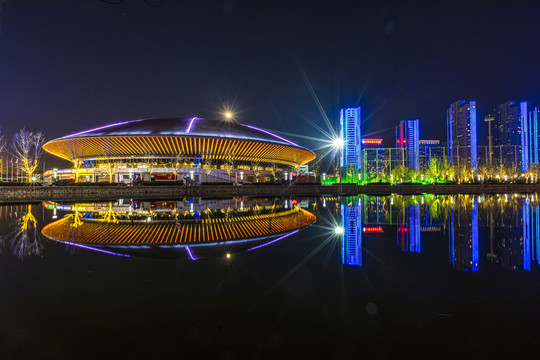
xmin=185 ymin=246 xmax=197 ymax=260
xmin=61 ymin=119 xmax=143 ymax=139
xmin=64 ymin=241 xmax=131 ymax=257
xmin=247 ymin=230 xmax=299 ymax=251
xmin=185 ymin=117 xmax=198 ymax=134
xmin=241 ymin=124 xmax=299 ymax=146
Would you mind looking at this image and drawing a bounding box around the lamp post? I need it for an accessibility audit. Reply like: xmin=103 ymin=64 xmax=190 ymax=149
xmin=332 ymin=137 xmax=344 ymax=183
xmin=484 ymin=115 xmax=495 ymax=167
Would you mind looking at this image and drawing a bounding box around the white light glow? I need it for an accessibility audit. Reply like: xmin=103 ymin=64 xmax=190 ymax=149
xmin=332 ymin=138 xmax=344 ymax=148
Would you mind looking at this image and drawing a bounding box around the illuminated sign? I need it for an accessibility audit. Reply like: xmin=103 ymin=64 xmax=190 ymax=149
xmin=419 ymin=140 xmax=440 ymax=145
xmin=361 ymin=139 xmax=383 ymax=145
xmin=362 ymin=226 xmax=383 ymax=233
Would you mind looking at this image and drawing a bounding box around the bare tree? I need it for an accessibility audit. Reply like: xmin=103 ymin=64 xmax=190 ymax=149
xmin=0 ymin=128 xmax=6 ymax=153
xmin=202 ymin=157 xmax=213 ymax=182
xmin=66 ymin=139 xmax=84 ymax=182
xmin=223 ymin=155 xmax=235 ymax=182
xmin=99 ymin=142 xmax=120 ymax=183
xmin=170 ymin=150 xmax=184 ymax=180
xmin=251 ymin=161 xmax=262 ymax=181
xmin=11 ymin=128 xmax=46 ymax=182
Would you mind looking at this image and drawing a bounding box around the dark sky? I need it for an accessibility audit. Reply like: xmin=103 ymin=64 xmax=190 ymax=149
xmin=1 ymin=0 xmax=540 ymax=155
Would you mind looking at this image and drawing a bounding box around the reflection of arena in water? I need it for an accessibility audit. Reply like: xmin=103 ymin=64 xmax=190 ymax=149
xmin=42 ymin=117 xmax=315 ymax=184
xmin=41 ymin=198 xmax=316 ymax=259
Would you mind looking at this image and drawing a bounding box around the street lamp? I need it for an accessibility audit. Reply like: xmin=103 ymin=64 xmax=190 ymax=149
xmin=334 ymin=226 xmax=344 ymax=235
xmin=332 ymin=138 xmax=344 ymax=148
xmin=332 ymin=137 xmax=344 ymax=183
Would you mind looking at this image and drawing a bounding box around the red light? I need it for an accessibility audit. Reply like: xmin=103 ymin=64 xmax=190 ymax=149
xmin=363 ymin=226 xmax=383 ymax=233
xmin=292 ymin=199 xmax=297 ymax=205
xmin=362 ymin=139 xmax=383 ymax=145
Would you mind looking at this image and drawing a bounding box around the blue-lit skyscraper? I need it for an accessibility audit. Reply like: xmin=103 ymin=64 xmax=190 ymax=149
xmin=340 ymin=199 xmax=362 ymax=267
xmin=494 ymin=101 xmax=529 ymax=171
xmin=447 ymin=100 xmax=477 ymax=171
xmin=529 ymin=106 xmax=539 ymax=165
xmin=340 ymin=107 xmax=362 ymax=170
xmin=396 ymin=119 xmax=420 ymax=171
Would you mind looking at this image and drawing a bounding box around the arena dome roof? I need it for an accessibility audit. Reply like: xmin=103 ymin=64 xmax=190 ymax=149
xmin=61 ymin=117 xmax=300 ymax=147
xmin=43 ymin=117 xmax=316 ymax=167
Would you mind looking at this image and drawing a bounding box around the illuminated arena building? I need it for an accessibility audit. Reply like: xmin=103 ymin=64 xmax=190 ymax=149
xmin=43 ymin=117 xmax=316 ymax=183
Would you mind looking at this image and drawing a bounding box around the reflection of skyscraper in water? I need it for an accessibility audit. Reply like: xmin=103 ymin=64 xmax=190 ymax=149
xmin=495 ymin=198 xmax=521 ymax=270
xmin=449 ymin=197 xmax=479 ymax=272
xmin=340 ymin=200 xmax=362 ymax=267
xmin=523 ymin=199 xmax=531 ymax=270
xmin=531 ymin=201 xmax=540 ymax=267
xmin=361 ymin=195 xmax=386 ymax=225
xmin=397 ymin=202 xmax=421 ymax=253
xmin=495 ymin=198 xmax=533 ymax=271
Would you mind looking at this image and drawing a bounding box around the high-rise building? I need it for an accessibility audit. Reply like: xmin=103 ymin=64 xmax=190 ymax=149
xmin=494 ymin=101 xmax=529 ymax=171
xmin=529 ymin=106 xmax=539 ymax=165
xmin=446 ymin=100 xmax=477 ymax=170
xmin=340 ymin=107 xmax=362 ymax=171
xmin=396 ymin=119 xmax=420 ymax=171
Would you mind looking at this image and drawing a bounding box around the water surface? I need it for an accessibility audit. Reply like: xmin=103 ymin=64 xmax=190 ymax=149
xmin=1 ymin=195 xmax=540 ymax=358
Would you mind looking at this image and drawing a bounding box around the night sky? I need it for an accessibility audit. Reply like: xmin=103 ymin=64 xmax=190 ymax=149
xmin=1 ymin=0 xmax=540 ymax=163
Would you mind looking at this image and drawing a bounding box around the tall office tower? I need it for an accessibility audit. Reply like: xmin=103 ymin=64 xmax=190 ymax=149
xmin=419 ymin=139 xmax=443 ymax=167
xmin=340 ymin=198 xmax=362 ymax=267
xmin=396 ymin=119 xmax=420 ymax=171
xmin=494 ymin=101 xmax=529 ymax=171
xmin=529 ymin=106 xmax=539 ymax=165
xmin=446 ymin=100 xmax=477 ymax=171
xmin=449 ymin=196 xmax=479 ymax=272
xmin=340 ymin=107 xmax=362 ymax=171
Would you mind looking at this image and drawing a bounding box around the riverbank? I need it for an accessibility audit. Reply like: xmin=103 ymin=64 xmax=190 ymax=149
xmin=1 ymin=183 xmax=539 ymax=202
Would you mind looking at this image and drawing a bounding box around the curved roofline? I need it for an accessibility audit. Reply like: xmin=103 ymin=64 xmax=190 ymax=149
xmin=44 ymin=117 xmax=316 ymax=166
xmin=57 ymin=117 xmax=305 ymax=149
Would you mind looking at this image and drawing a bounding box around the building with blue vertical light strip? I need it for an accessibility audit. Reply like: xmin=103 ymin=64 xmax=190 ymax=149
xmin=447 ymin=100 xmax=477 ymax=171
xmin=340 ymin=107 xmax=362 ymax=171
xmin=520 ymin=102 xmax=529 ymax=171
xmin=529 ymin=106 xmax=539 ymax=165
xmin=494 ymin=101 xmax=529 ymax=171
xmin=396 ymin=119 xmax=420 ymax=171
